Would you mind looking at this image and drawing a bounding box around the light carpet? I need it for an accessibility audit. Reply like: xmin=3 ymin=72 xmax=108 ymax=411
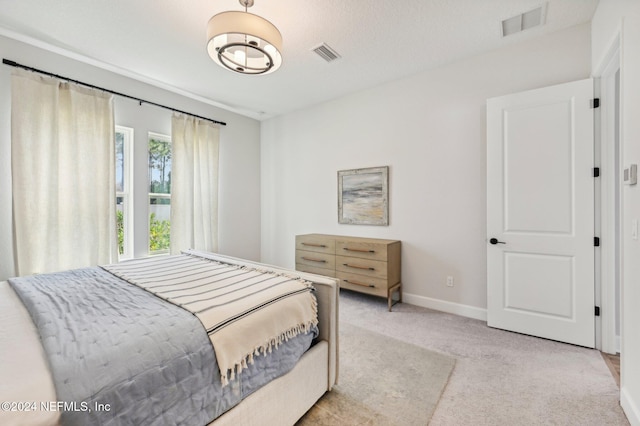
xmin=335 ymin=290 xmax=629 ymax=426
xmin=297 ymin=322 xmax=455 ymax=425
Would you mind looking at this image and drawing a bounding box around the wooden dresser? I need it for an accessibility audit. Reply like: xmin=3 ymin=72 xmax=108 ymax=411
xmin=295 ymin=234 xmax=401 ymax=311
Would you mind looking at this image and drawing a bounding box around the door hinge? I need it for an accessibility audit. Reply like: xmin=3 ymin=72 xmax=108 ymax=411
xmin=594 ymin=237 xmax=600 ymax=247
xmin=593 ymin=167 xmax=600 ymax=177
xmin=591 ymin=98 xmax=600 ymax=108
xmin=595 ymin=306 xmax=601 ymax=316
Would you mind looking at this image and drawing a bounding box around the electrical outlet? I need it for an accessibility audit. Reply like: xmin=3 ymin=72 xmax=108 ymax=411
xmin=446 ymin=276 xmax=454 ymax=287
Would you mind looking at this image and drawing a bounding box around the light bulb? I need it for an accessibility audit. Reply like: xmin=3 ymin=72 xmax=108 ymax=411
xmin=234 ymin=49 xmax=246 ymax=65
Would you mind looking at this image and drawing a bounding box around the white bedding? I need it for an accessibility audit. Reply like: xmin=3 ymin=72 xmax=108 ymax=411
xmin=0 ymin=281 xmax=60 ymax=426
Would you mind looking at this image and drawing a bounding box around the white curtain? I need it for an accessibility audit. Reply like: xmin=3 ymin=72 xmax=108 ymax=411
xmin=170 ymin=113 xmax=220 ymax=254
xmin=11 ymin=70 xmax=116 ymax=276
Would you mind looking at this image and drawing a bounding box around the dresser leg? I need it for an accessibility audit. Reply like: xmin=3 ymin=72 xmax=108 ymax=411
xmin=388 ymin=283 xmax=402 ymax=312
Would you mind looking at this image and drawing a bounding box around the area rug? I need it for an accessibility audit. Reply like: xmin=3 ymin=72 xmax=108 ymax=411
xmin=297 ymin=322 xmax=455 ymax=425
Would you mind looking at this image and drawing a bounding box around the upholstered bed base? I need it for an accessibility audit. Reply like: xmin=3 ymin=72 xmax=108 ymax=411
xmin=212 ymin=341 xmax=328 ymax=425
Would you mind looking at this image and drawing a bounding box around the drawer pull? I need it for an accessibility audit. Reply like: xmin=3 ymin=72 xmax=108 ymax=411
xmin=343 ymin=247 xmax=375 ymax=253
xmin=302 ymin=257 xmax=327 ymax=263
xmin=301 ymin=242 xmax=327 ymax=248
xmin=343 ymin=263 xmax=374 ymax=271
xmin=343 ymin=279 xmax=375 ymax=288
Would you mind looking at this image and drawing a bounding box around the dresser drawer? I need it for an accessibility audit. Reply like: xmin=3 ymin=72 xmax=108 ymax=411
xmin=296 ymin=235 xmax=335 ymax=255
xmin=336 ymin=240 xmax=388 ymax=261
xmin=296 ymin=250 xmax=336 ymax=270
xmin=336 ymin=271 xmax=388 ymax=297
xmin=336 ymin=255 xmax=387 ymax=280
xmin=295 ymin=263 xmax=336 ymax=278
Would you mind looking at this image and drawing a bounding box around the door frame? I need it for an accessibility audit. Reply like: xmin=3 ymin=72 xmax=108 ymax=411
xmin=594 ymin=33 xmax=621 ymax=355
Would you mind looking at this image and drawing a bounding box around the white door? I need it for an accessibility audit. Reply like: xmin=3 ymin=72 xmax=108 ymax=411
xmin=486 ymin=79 xmax=595 ymax=348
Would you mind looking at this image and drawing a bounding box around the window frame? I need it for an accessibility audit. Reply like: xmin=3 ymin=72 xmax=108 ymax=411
xmin=115 ymin=125 xmax=134 ymax=260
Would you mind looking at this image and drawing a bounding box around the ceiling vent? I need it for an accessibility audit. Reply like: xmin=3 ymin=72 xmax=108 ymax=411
xmin=501 ymin=4 xmax=547 ymax=37
xmin=312 ymin=43 xmax=341 ymax=63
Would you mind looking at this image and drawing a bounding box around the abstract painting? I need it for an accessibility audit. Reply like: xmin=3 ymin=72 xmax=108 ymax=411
xmin=338 ymin=166 xmax=389 ymax=225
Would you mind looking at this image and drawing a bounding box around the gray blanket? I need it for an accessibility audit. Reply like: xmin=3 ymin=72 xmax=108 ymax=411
xmin=9 ymin=267 xmax=315 ymax=425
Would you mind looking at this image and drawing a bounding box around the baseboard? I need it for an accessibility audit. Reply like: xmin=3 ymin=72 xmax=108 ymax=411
xmin=621 ymin=387 xmax=640 ymax=426
xmin=402 ymin=292 xmax=487 ymax=322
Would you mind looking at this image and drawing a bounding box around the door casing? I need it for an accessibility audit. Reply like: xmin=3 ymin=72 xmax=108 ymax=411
xmin=593 ymin=34 xmax=622 ymax=355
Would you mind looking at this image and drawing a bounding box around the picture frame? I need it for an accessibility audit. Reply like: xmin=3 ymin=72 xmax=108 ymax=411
xmin=338 ymin=166 xmax=389 ymax=226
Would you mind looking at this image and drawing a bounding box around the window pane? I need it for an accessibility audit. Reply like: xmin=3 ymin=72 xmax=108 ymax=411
xmin=115 ymin=126 xmax=133 ymax=260
xmin=148 ymin=138 xmax=172 ymax=194
xmin=149 ymin=196 xmax=171 ymax=253
xmin=116 ymin=196 xmax=124 ymax=255
xmin=148 ymin=133 xmax=171 ymax=254
xmin=115 ymin=131 xmax=125 ymax=192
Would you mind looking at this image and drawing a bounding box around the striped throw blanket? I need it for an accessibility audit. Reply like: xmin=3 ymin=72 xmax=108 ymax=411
xmin=101 ymin=252 xmax=318 ymax=386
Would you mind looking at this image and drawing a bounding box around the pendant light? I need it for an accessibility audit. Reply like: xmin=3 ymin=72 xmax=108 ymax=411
xmin=206 ymin=0 xmax=283 ymax=75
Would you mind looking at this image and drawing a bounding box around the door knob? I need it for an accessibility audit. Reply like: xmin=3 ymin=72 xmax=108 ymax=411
xmin=489 ymin=238 xmax=506 ymax=245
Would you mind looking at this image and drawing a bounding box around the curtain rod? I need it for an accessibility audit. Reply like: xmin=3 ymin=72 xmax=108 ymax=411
xmin=2 ymin=58 xmax=227 ymax=126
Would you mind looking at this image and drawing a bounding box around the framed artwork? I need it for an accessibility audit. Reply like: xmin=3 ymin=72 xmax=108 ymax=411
xmin=338 ymin=166 xmax=389 ymax=226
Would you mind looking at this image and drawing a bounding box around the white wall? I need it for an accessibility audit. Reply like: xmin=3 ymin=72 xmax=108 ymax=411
xmin=261 ymin=23 xmax=591 ymax=317
xmin=0 ymin=35 xmax=262 ymax=281
xmin=592 ymin=1 xmax=640 ymax=424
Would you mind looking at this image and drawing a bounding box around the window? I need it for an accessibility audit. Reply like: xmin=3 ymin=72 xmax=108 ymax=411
xmin=148 ymin=132 xmax=172 ymax=254
xmin=115 ymin=126 xmax=133 ymax=259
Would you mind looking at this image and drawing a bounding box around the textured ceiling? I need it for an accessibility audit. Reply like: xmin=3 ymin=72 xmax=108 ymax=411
xmin=0 ymin=0 xmax=599 ymax=120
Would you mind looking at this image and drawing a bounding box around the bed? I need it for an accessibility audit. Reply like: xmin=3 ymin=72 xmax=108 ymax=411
xmin=0 ymin=250 xmax=339 ymax=426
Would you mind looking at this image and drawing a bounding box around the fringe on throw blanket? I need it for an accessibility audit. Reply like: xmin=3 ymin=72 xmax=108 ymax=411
xmin=221 ymin=301 xmax=318 ymax=386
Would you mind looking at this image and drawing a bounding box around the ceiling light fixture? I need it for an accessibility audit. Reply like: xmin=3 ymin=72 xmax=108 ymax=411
xmin=206 ymin=0 xmax=282 ymax=75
